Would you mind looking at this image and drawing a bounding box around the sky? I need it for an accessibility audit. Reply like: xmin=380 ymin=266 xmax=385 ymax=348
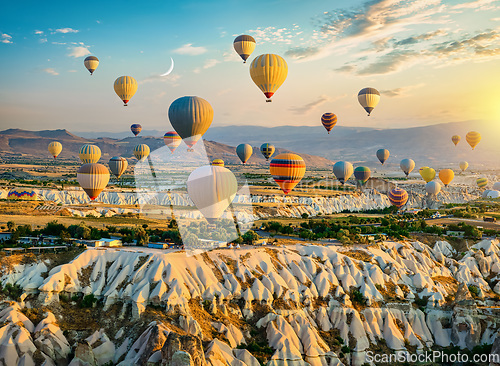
xmin=1 ymin=0 xmax=500 ymax=133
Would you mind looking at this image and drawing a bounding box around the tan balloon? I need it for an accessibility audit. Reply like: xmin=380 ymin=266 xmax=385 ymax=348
xmin=77 ymin=163 xmax=110 ymax=201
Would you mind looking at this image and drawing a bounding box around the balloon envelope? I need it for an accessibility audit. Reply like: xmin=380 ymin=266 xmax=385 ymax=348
xmin=321 ymin=113 xmax=337 ymax=134
xmin=400 ymin=159 xmax=415 ymax=177
xmin=466 ymin=131 xmax=481 ymax=150
xmin=459 ymin=161 xmax=468 ymax=172
xmin=388 ymin=188 xmax=408 ymax=208
xmin=77 ymin=163 xmax=110 ymax=201
xmin=419 ymin=167 xmax=435 ymax=183
xmin=236 ymin=144 xmax=253 ymax=164
xmin=114 ymin=76 xmax=137 ymax=106
xmin=79 ymin=144 xmax=101 ymax=164
xmin=187 ymin=166 xmax=237 ymax=223
xmin=133 ymin=144 xmax=150 ymax=160
xmin=451 ymin=135 xmax=460 ymax=146
xmin=354 ymin=166 xmax=371 ymax=186
xmin=333 ymin=161 xmax=354 ymax=185
xmin=164 ymin=131 xmax=182 ymax=153
xmin=130 ymin=124 xmax=142 ymax=136
xmin=168 ymin=96 xmax=214 ymax=149
xmin=48 ymin=141 xmax=62 ymax=159
xmin=487 ymin=190 xmax=500 ymax=199
xmin=493 ymin=182 xmax=500 ymax=191
xmin=249 ymin=54 xmax=288 ymax=102
xmin=376 ymin=149 xmax=390 ymax=165
xmin=426 ymin=181 xmax=441 ymax=196
xmin=84 ymin=56 xmax=99 ymax=75
xmin=260 ymin=143 xmax=275 ymax=161
xmin=233 ymin=35 xmax=256 ymax=63
xmin=108 ymin=157 xmax=128 ymax=179
xmin=8 ymin=188 xmax=38 ymax=201
xmin=212 ymin=159 xmax=224 ymax=167
xmin=358 ymin=87 xmax=380 ymax=116
xmin=270 ymin=153 xmax=306 ymax=194
xmin=477 ymin=177 xmax=488 ymax=188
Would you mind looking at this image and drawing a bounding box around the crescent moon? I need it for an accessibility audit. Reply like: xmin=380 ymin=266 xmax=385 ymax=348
xmin=160 ymin=57 xmax=174 ymax=76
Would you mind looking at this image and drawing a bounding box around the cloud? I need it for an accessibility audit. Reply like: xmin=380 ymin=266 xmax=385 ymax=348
xmin=380 ymin=83 xmax=425 ymax=97
xmin=54 ymin=28 xmax=79 ymax=34
xmin=173 ymin=43 xmax=207 ymax=55
xmin=1 ymin=33 xmax=12 ymax=44
xmin=334 ymin=65 xmax=356 ymax=73
xmin=285 ymin=47 xmax=320 ymax=59
xmin=42 ymin=68 xmax=59 ymax=75
xmin=193 ymin=58 xmax=221 ymax=73
xmin=452 ymin=0 xmax=497 ymax=10
xmin=246 ymin=26 xmax=303 ymax=45
xmin=431 ymin=30 xmax=500 ymax=56
xmin=394 ymin=29 xmax=447 ymax=46
xmin=357 ymin=50 xmax=419 ymax=75
xmin=289 ymin=95 xmax=330 ymax=114
xmin=140 ymin=73 xmax=181 ymax=86
xmin=34 ymin=30 xmax=43 ymax=35
xmin=68 ymin=46 xmax=91 ymax=58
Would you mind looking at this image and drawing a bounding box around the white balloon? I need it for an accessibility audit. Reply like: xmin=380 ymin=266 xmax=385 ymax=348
xmin=487 ymin=190 xmax=500 ymax=199
xmin=425 ymin=181 xmax=441 ymax=196
xmin=492 ymin=182 xmax=500 ymax=191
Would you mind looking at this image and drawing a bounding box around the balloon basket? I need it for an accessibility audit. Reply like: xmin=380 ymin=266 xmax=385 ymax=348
xmin=266 ymin=99 xmax=272 ymax=103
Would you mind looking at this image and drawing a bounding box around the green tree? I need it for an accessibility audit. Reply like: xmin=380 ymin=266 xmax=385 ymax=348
xmin=242 ymin=230 xmax=260 ymax=244
xmin=135 ymin=227 xmax=149 ymax=246
xmin=60 ymin=230 xmax=71 ymax=243
xmin=6 ymin=221 xmax=16 ymax=232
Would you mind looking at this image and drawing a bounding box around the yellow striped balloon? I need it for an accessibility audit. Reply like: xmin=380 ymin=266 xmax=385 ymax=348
xmin=212 ymin=159 xmax=224 ymax=167
xmin=451 ymin=135 xmax=460 ymax=146
xmin=48 ymin=141 xmax=62 ymax=159
xmin=270 ymin=153 xmax=306 ymax=194
xmin=84 ymin=56 xmax=99 ymax=75
xmin=79 ymin=144 xmax=101 ymax=164
xmin=358 ymin=87 xmax=380 ymax=116
xmin=466 ymin=131 xmax=481 ymax=150
xmin=233 ymin=35 xmax=256 ymax=63
xmin=439 ymin=169 xmax=454 ymax=187
xmin=114 ymin=76 xmax=138 ymax=106
xmin=388 ymin=187 xmax=408 ymax=209
xmin=321 ymin=113 xmax=337 ymax=134
xmin=77 ymin=163 xmax=110 ymax=201
xmin=477 ymin=177 xmax=488 ymax=188
xmin=249 ymin=54 xmax=288 ymax=102
xmin=260 ymin=143 xmax=275 ymax=161
xmin=133 ymin=144 xmax=150 ymax=160
xmin=164 ymin=131 xmax=182 ymax=153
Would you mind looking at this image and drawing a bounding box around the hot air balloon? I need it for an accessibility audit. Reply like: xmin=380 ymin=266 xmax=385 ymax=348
xmin=168 ymin=96 xmax=214 ymax=151
xmin=419 ymin=167 xmax=435 ymax=183
xmin=79 ymin=144 xmax=101 ymax=164
xmin=439 ymin=169 xmax=454 ymax=187
xmin=376 ymin=149 xmax=390 ymax=165
xmin=400 ymin=159 xmax=415 ymax=177
xmin=459 ymin=161 xmax=468 ymax=172
xmin=133 ymin=144 xmax=150 ymax=160
xmin=236 ymin=144 xmax=253 ymax=164
xmin=487 ymin=190 xmax=500 ymax=199
xmin=466 ymin=131 xmax=481 ymax=150
xmin=493 ymin=182 xmax=500 ymax=191
xmin=388 ymin=187 xmax=408 ymax=209
xmin=233 ymin=35 xmax=256 ymax=63
xmin=48 ymin=141 xmax=62 ymax=159
xmin=77 ymin=163 xmax=109 ymax=201
xmin=425 ymin=181 xmax=441 ymax=196
xmin=163 ymin=131 xmax=182 ymax=153
xmin=7 ymin=188 xmax=39 ymax=201
xmin=260 ymin=143 xmax=275 ymax=161
xmin=187 ymin=165 xmax=237 ymax=224
xmin=212 ymin=159 xmax=224 ymax=167
xmin=452 ymin=135 xmax=460 ymax=146
xmin=358 ymin=87 xmax=380 ymax=116
xmin=108 ymin=157 xmax=128 ymax=179
xmin=321 ymin=113 xmax=337 ymax=134
xmin=130 ymin=124 xmax=142 ymax=136
xmin=270 ymin=153 xmax=306 ymax=194
xmin=354 ymin=166 xmax=371 ymax=186
xmin=333 ymin=161 xmax=354 ymax=185
xmin=114 ymin=76 xmax=137 ymax=106
xmin=84 ymin=56 xmax=99 ymax=75
xmin=477 ymin=177 xmax=488 ymax=188
xmin=249 ymin=54 xmax=288 ymax=102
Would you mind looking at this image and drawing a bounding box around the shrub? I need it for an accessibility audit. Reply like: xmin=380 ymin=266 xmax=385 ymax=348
xmin=80 ymin=294 xmax=98 ymax=308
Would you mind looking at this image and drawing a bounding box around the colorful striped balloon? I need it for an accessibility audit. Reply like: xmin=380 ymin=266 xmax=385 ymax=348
xmin=108 ymin=157 xmax=128 ymax=179
xmin=212 ymin=159 xmax=224 ymax=167
xmin=388 ymin=187 xmax=408 ymax=209
xmin=358 ymin=87 xmax=380 ymax=116
xmin=354 ymin=166 xmax=371 ymax=186
xmin=321 ymin=113 xmax=337 ymax=134
xmin=164 ymin=131 xmax=182 ymax=153
xmin=77 ymin=163 xmax=110 ymax=201
xmin=466 ymin=131 xmax=481 ymax=150
xmin=133 ymin=144 xmax=150 ymax=160
xmin=7 ymin=188 xmax=38 ymax=200
xmin=270 ymin=153 xmax=306 ymax=194
xmin=130 ymin=124 xmax=142 ymax=136
xmin=376 ymin=149 xmax=390 ymax=165
xmin=84 ymin=56 xmax=99 ymax=75
xmin=233 ymin=35 xmax=256 ymax=63
xmin=260 ymin=143 xmax=275 ymax=161
xmin=79 ymin=144 xmax=101 ymax=164
xmin=477 ymin=177 xmax=488 ymax=188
